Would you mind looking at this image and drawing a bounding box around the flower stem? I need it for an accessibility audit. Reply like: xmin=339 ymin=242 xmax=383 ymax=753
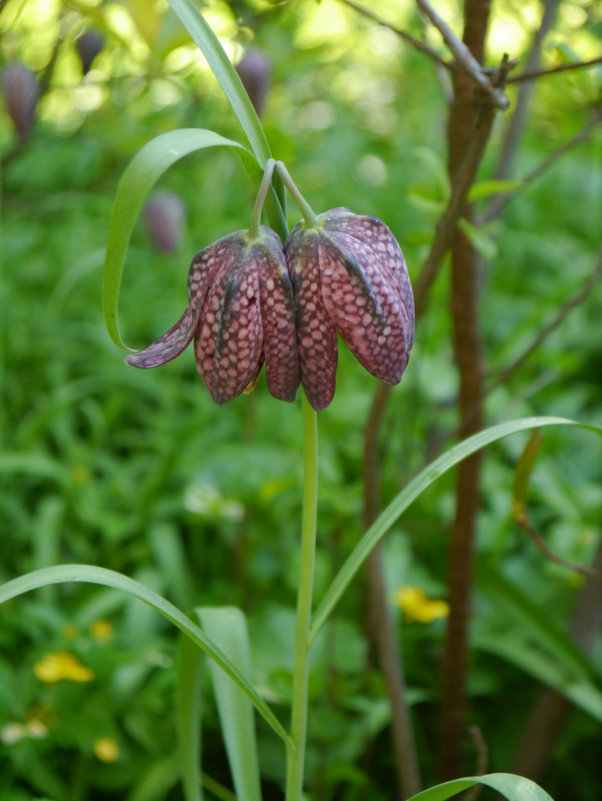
xmin=276 ymin=161 xmax=319 ymax=227
xmin=249 ymin=158 xmax=276 ymax=239
xmin=285 ymin=394 xmax=318 ymax=801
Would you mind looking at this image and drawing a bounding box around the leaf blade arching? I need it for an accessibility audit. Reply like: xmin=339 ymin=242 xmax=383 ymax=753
xmin=102 ymin=128 xmax=252 ymax=349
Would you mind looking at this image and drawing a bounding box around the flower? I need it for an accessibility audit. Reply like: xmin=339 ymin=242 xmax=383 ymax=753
xmin=284 ymin=207 xmax=414 ymax=411
xmin=395 ymin=586 xmax=449 ymax=623
xmin=126 ymin=228 xmax=299 ymax=404
xmin=33 ymin=651 xmax=95 ymax=683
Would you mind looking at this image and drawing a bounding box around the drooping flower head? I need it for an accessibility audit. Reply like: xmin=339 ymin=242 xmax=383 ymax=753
xmin=284 ymin=207 xmax=415 ymax=411
xmin=126 ymin=227 xmax=299 ymax=405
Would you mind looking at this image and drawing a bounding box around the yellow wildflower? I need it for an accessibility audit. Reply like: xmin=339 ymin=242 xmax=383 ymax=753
xmin=395 ymin=586 xmax=450 ymax=623
xmin=94 ymin=736 xmax=120 ymax=763
xmin=34 ymin=651 xmax=94 ymax=683
xmin=90 ymin=619 xmax=113 ymax=642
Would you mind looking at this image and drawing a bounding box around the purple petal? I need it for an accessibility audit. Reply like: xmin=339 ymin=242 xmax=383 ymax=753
xmin=125 ymin=304 xmax=197 ymax=368
xmin=125 ymin=235 xmax=231 ymax=369
xmin=285 ymin=227 xmax=338 ymax=412
xmin=318 ymin=212 xmax=414 ymax=384
xmin=256 ymin=228 xmax=299 ymax=402
xmin=194 ymin=238 xmax=263 ymax=405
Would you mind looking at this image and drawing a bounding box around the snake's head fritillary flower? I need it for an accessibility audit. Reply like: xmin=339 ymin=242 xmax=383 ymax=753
xmin=126 ymin=228 xmax=299 ymax=405
xmin=284 ymin=207 xmax=415 ymax=412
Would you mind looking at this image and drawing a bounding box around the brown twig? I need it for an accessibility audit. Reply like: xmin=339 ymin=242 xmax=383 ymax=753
xmin=482 ymin=110 xmax=602 ymax=223
xmin=514 ymin=511 xmax=600 ymax=579
xmin=508 ymin=55 xmax=602 ymax=83
xmin=494 ymin=0 xmax=561 ymax=182
xmin=416 ymin=0 xmax=510 ymax=110
xmin=337 ymin=0 xmax=451 ymax=71
xmin=487 ymin=246 xmax=602 ymax=394
xmin=463 ymin=726 xmax=489 ymax=801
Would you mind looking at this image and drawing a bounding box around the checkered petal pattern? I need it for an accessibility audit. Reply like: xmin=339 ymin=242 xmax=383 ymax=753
xmin=126 ymin=228 xmax=300 ymax=405
xmin=284 ymin=208 xmax=414 ymax=411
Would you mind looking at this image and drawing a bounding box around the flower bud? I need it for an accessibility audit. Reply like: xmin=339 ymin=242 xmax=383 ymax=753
xmin=235 ymin=48 xmax=271 ymax=118
xmin=76 ymin=30 xmax=104 ymax=75
xmin=143 ymin=191 xmax=186 ymax=254
xmin=1 ymin=63 xmax=38 ymax=141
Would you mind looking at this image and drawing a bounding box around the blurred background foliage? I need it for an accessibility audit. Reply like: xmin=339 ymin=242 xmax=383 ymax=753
xmin=1 ymin=0 xmax=601 ymax=799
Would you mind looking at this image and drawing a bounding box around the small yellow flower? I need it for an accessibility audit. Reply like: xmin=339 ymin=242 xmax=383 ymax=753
xmin=395 ymin=586 xmax=450 ymax=623
xmin=90 ymin=619 xmax=113 ymax=642
xmin=34 ymin=651 xmax=94 ymax=683
xmin=94 ymin=736 xmax=120 ymax=763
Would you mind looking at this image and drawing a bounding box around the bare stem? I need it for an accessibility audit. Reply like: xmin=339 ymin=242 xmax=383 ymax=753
xmin=508 ymin=55 xmax=602 ymax=83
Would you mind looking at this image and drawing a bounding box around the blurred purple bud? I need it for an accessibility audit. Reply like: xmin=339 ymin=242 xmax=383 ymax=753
xmin=235 ymin=48 xmax=271 ymax=118
xmin=144 ymin=191 xmax=186 ymax=254
xmin=1 ymin=63 xmax=38 ymax=141
xmin=76 ymin=31 xmax=104 ymax=75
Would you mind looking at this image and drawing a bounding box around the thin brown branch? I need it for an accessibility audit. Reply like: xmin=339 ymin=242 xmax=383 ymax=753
xmin=483 ymin=110 xmax=602 ymax=223
xmin=337 ymin=0 xmax=451 ymax=71
xmin=494 ymin=0 xmax=561 ymax=182
xmin=463 ymin=726 xmax=489 ymax=801
xmin=416 ymin=0 xmax=510 ymax=110
xmin=514 ymin=510 xmax=600 ymax=579
xmin=508 ymin=55 xmax=602 ymax=84
xmin=488 ymin=245 xmax=602 ymax=394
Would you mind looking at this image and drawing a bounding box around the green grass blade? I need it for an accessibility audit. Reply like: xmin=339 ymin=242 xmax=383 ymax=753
xmin=166 ymin=0 xmax=271 ymax=167
xmin=310 ymin=417 xmax=602 ymax=640
xmin=0 ymin=565 xmax=290 ymax=747
xmin=406 ymin=772 xmax=554 ymax=801
xmin=177 ymin=634 xmax=205 ymax=801
xmin=196 ymin=608 xmax=263 ymax=801
xmin=103 ymin=128 xmax=251 ymax=349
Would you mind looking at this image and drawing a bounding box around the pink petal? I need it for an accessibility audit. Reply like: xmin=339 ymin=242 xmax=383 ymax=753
xmin=256 ymin=228 xmax=299 ymax=402
xmin=318 ymin=211 xmax=414 ymax=384
xmin=194 ymin=236 xmax=263 ymax=405
xmin=285 ymin=226 xmax=338 ymax=412
xmin=125 ymin=235 xmax=231 ymax=369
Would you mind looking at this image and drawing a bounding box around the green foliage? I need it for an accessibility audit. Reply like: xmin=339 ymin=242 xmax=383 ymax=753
xmin=1 ymin=0 xmax=601 ymax=799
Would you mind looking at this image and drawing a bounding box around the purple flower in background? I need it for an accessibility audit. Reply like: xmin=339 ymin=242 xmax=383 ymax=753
xmin=284 ymin=208 xmax=414 ymax=412
xmin=144 ymin=190 xmax=186 ymax=254
xmin=1 ymin=63 xmax=38 ymax=141
xmin=126 ymin=229 xmax=299 ymax=405
xmin=235 ymin=48 xmax=271 ymax=117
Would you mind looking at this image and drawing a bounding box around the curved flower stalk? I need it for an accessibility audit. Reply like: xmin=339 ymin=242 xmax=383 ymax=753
xmin=284 ymin=207 xmax=415 ymax=411
xmin=126 ymin=227 xmax=299 ymax=404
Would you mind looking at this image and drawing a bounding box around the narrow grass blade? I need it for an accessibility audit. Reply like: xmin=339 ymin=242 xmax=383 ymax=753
xmin=166 ymin=0 xmax=271 ymax=167
xmin=0 ymin=565 xmax=290 ymax=746
xmin=196 ymin=607 xmax=263 ymax=801
xmin=103 ymin=128 xmax=251 ymax=349
xmin=176 ymin=633 xmax=205 ymax=801
xmin=406 ymin=772 xmax=553 ymax=801
xmin=310 ymin=417 xmax=602 ymax=640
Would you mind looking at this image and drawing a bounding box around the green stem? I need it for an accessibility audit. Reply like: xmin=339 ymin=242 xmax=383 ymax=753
xmin=276 ymin=161 xmax=319 ymax=227
xmin=249 ymin=159 xmax=276 ymax=239
xmin=285 ymin=394 xmax=319 ymax=801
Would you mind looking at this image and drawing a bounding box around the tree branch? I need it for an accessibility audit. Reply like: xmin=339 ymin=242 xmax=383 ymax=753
xmin=508 ymin=55 xmax=602 ymax=84
xmin=337 ymin=0 xmax=451 ymax=71
xmin=483 ymin=110 xmax=602 ymax=223
xmin=416 ymin=0 xmax=510 ymax=110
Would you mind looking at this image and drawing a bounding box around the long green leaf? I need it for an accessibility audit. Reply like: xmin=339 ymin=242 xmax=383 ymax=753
xmin=103 ymin=128 xmax=251 ymax=349
xmin=166 ymin=0 xmax=270 ymax=167
xmin=406 ymin=772 xmax=553 ymax=801
xmin=310 ymin=417 xmax=602 ymax=640
xmin=197 ymin=608 xmax=262 ymax=801
xmin=176 ymin=634 xmax=205 ymax=801
xmin=0 ymin=565 xmax=290 ymax=746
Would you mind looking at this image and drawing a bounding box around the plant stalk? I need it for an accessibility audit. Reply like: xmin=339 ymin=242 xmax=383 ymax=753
xmin=285 ymin=394 xmax=319 ymax=801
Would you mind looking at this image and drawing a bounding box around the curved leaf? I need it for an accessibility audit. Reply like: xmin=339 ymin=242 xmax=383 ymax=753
xmin=406 ymin=772 xmax=553 ymax=801
xmin=165 ymin=0 xmax=270 ymax=167
xmin=0 ymin=565 xmax=290 ymax=747
xmin=310 ymin=417 xmax=602 ymax=640
xmin=103 ymin=128 xmax=251 ymax=349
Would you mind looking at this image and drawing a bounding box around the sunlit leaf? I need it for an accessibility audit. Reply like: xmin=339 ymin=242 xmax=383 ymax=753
xmin=406 ymin=772 xmax=554 ymax=801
